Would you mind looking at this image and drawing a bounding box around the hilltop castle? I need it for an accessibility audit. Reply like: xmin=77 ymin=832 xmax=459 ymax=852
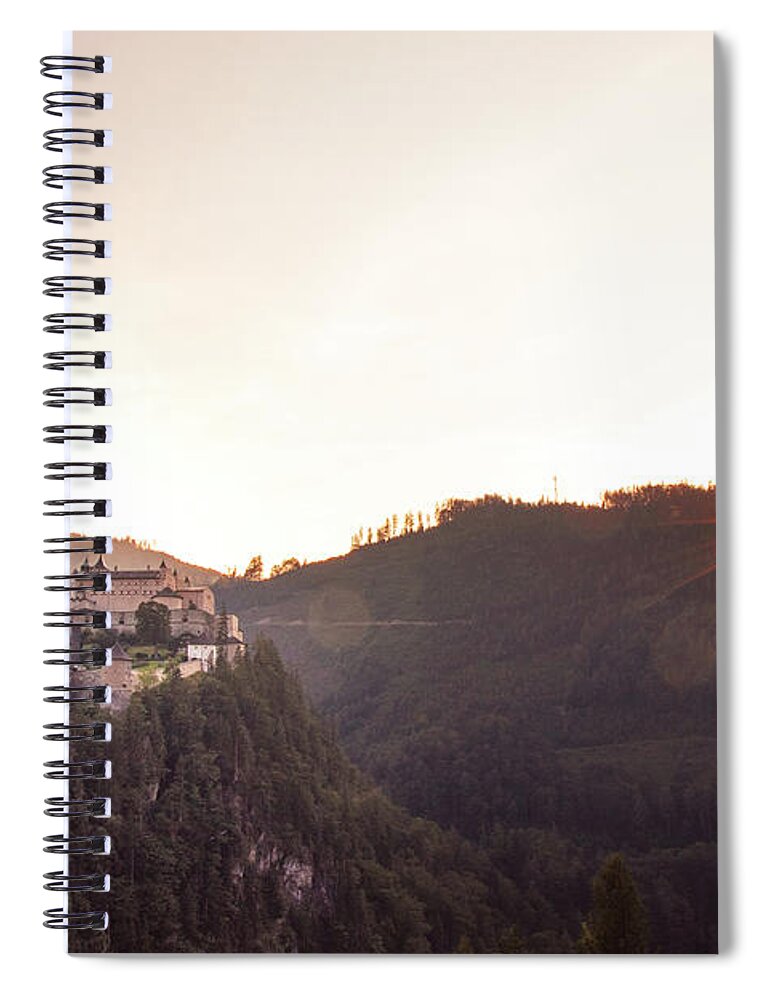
xmin=73 ymin=554 xmax=243 ymax=644
xmin=70 ymin=555 xmax=248 ymax=712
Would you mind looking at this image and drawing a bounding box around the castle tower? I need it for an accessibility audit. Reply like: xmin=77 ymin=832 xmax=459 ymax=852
xmin=158 ymin=558 xmax=175 ymax=589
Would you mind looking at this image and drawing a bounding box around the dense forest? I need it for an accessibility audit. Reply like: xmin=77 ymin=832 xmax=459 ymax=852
xmin=72 ymin=639 xmax=663 ymax=954
xmin=216 ymin=485 xmax=717 ymax=952
xmin=71 ymin=641 xmax=526 ymax=953
xmin=69 ymin=484 xmax=716 ymax=953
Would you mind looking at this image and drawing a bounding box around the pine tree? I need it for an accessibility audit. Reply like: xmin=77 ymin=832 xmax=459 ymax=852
xmin=244 ymin=555 xmax=264 ymax=580
xmin=456 ymin=934 xmax=474 ymax=953
xmin=583 ymin=853 xmax=649 ymax=953
xmin=216 ymin=611 xmax=229 ymax=644
xmin=499 ymin=924 xmax=525 ymax=953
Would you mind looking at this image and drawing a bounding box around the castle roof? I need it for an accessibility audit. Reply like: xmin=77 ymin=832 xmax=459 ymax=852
xmin=111 ymin=569 xmax=164 ymax=579
xmin=111 ymin=640 xmax=132 ymax=663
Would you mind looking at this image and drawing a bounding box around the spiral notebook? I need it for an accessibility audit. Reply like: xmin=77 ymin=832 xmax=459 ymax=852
xmin=42 ymin=31 xmax=717 ymax=954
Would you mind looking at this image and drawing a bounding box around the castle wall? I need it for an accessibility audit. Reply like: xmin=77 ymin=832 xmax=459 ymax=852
xmin=175 ymin=587 xmax=216 ymax=615
xmin=178 ymin=658 xmax=205 ymax=678
xmin=74 ymin=593 xmax=147 ymax=614
xmin=109 ymin=577 xmax=161 ymax=597
xmin=170 ymin=608 xmax=213 ymax=638
xmin=76 ymin=657 xmax=138 ymax=713
xmin=153 ymin=593 xmax=185 ymax=611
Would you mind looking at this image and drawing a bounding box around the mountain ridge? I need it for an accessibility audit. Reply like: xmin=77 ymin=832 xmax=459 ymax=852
xmin=211 ymin=487 xmax=717 ymax=952
xmin=84 ymin=487 xmax=717 ymax=951
xmin=76 ymin=534 xmax=224 ymax=585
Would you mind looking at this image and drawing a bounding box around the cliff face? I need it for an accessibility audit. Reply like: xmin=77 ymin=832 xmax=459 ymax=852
xmin=70 ymin=639 xmax=521 ymax=954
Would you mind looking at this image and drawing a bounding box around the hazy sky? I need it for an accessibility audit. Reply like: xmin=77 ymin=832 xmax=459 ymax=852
xmin=71 ymin=32 xmax=714 ymax=572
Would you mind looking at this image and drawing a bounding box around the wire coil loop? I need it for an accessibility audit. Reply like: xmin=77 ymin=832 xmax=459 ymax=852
xmin=40 ymin=55 xmax=106 ymax=79
xmin=43 ymin=312 xmax=109 ymax=335
xmin=43 ymin=163 xmax=108 ymax=188
xmin=43 ymin=128 xmax=107 ymax=152
xmin=44 ymin=91 xmax=107 ymax=116
xmin=43 ymin=909 xmax=108 ymax=931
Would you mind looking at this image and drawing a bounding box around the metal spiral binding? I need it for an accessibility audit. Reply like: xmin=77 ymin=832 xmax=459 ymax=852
xmin=44 ymin=759 xmax=111 ymax=780
xmin=43 ymin=312 xmax=110 ymax=335
xmin=43 ymin=129 xmax=109 ymax=152
xmin=43 ymin=239 xmax=110 ymax=260
xmin=43 ymin=647 xmax=109 ymax=666
xmin=43 ymin=352 xmax=112 ymax=371
xmin=42 ymin=426 xmax=112 ymax=444
xmin=42 ymin=53 xmax=111 ymax=932
xmin=43 ymin=202 xmax=110 ymax=224
xmin=43 ymin=834 xmax=110 ymax=855
xmin=44 ymin=91 xmax=109 ymax=116
xmin=43 ymin=572 xmax=110 ymax=594
xmin=44 ymin=461 xmax=112 ymax=480
xmin=41 ymin=55 xmax=107 ymax=80
xmin=44 ymin=869 xmax=109 ymax=888
xmin=43 ymin=387 xmax=110 ymax=406
xmin=44 ymin=610 xmax=110 ymax=629
xmin=43 ymin=910 xmax=108 ymax=931
xmin=43 ymin=164 xmax=109 ymax=189
xmin=43 ymin=276 xmax=109 ymax=297
xmin=43 ymin=535 xmax=111 ymax=555
xmin=43 ymin=688 xmax=110 ymax=705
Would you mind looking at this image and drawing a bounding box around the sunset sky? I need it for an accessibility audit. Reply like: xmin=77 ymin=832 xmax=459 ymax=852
xmin=70 ymin=31 xmax=714 ymax=572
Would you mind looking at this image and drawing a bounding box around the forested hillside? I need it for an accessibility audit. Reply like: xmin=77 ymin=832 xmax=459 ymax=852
xmin=216 ymin=486 xmax=717 ymax=952
xmin=71 ymin=641 xmax=525 ymax=954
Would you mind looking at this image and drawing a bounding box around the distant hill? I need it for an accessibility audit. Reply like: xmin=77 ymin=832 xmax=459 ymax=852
xmin=215 ymin=486 xmax=717 ymax=952
xmin=77 ymin=535 xmax=223 ymax=586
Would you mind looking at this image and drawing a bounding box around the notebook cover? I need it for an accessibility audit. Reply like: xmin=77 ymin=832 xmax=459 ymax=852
xmin=63 ymin=31 xmax=716 ymax=954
